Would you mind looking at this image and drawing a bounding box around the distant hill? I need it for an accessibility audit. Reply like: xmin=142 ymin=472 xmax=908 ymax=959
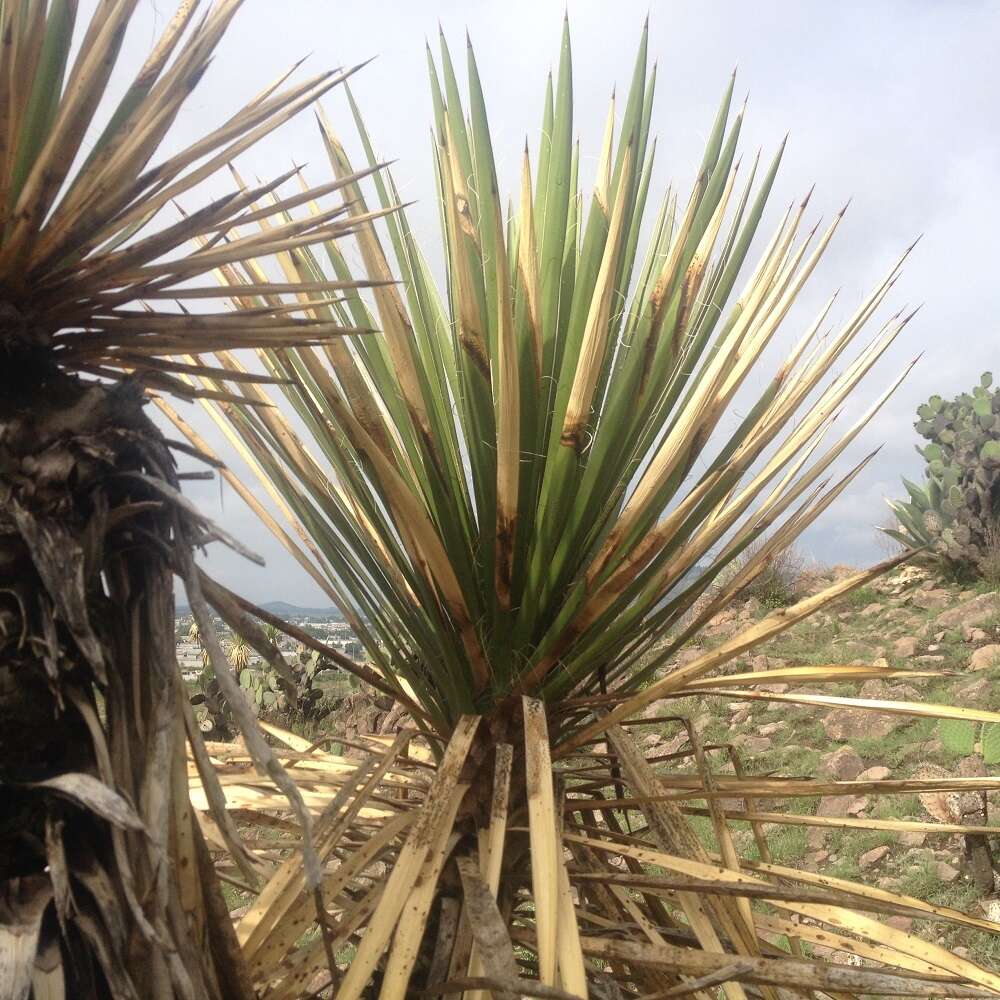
xmin=259 ymin=601 xmax=344 ymax=619
xmin=176 ymin=601 xmax=344 ymax=620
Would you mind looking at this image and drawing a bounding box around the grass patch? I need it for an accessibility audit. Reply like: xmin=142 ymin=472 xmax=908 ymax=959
xmin=850 ymin=718 xmax=936 ymax=768
xmin=776 ymin=745 xmax=823 ymax=776
xmin=745 ymin=824 xmax=809 ymax=864
xmin=687 ymin=813 xmax=720 ymax=853
xmin=836 ymin=585 xmax=881 ymax=611
xmin=896 ymin=859 xmax=943 ymax=900
xmin=871 ymin=794 xmax=921 ymax=821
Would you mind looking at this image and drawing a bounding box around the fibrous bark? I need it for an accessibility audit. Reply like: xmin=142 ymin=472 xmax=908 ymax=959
xmin=0 ymin=350 xmax=248 ymax=999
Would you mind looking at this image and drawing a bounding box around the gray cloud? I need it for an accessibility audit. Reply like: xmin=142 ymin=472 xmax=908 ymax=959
xmin=120 ymin=0 xmax=1000 ymax=602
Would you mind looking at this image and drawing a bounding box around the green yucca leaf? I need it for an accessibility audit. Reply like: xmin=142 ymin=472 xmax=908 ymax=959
xmin=173 ymin=20 xmax=917 ymax=737
xmin=9 ymin=0 xmax=75 ymax=205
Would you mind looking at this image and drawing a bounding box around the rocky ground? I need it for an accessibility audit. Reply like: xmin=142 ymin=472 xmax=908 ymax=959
xmin=640 ymin=564 xmax=1000 ymax=965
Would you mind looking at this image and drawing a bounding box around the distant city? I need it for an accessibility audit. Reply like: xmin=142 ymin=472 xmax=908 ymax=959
xmin=174 ymin=602 xmax=362 ymax=681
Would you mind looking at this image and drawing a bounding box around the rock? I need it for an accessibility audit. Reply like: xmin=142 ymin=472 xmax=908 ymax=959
xmin=759 ymin=682 xmax=789 ymax=694
xmin=731 ymin=707 xmax=752 ymax=724
xmin=831 ymin=950 xmax=864 ymax=968
xmin=820 ymin=746 xmax=864 ymax=780
xmin=958 ymin=677 xmax=991 ymax=704
xmin=857 ymin=765 xmax=891 ymax=782
xmin=898 ymin=831 xmax=926 ymax=847
xmin=880 ymin=565 xmax=930 ymax=594
xmin=749 ymin=654 xmax=769 ymax=671
xmin=967 ymin=626 xmax=989 ymax=643
xmin=847 ymin=796 xmax=870 ymax=816
xmin=835 ymin=640 xmax=878 ymax=661
xmin=858 ymin=678 xmax=920 ymax=702
xmin=959 ymin=756 xmax=987 ymax=778
xmin=707 ymin=610 xmax=738 ymax=636
xmin=937 ymin=592 xmax=1000 ymax=629
xmin=859 ymin=679 xmax=890 ymax=700
xmin=758 ymin=722 xmax=784 ymax=737
xmin=970 ymin=644 xmax=1000 ymax=671
xmin=660 ymin=731 xmax=689 ymax=755
xmin=821 ymin=708 xmax=901 ymax=742
xmin=911 ymin=589 xmax=950 ymax=611
xmin=817 ymin=795 xmax=851 ymax=818
xmin=859 ymin=845 xmax=891 ymax=868
xmin=807 ymin=828 xmax=828 ymax=850
xmin=916 ymin=764 xmax=974 ymax=824
xmin=936 ymin=861 xmax=961 ymax=883
xmin=734 ymin=735 xmax=772 ymax=754
xmin=676 ymin=647 xmax=705 ymax=667
xmin=643 ymin=732 xmax=663 ymax=748
xmin=892 ymin=636 xmax=919 ymax=657
xmin=860 ymin=602 xmax=883 ymax=617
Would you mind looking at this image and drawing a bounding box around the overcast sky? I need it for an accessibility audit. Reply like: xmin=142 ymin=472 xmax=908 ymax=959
xmin=122 ymin=0 xmax=1000 ymax=605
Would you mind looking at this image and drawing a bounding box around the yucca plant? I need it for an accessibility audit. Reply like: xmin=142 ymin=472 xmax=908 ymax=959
xmin=0 ymin=3 xmax=375 ymax=997
xmin=227 ymin=633 xmax=254 ymax=672
xmin=164 ymin=18 xmax=1000 ymax=1000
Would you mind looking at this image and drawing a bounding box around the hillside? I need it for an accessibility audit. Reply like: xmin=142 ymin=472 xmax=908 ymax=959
xmin=639 ymin=564 xmax=1000 ymax=966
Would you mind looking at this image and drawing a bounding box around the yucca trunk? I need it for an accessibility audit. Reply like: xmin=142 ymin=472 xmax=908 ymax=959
xmin=0 ymin=339 xmax=248 ymax=998
xmin=0 ymin=2 xmax=369 ymax=992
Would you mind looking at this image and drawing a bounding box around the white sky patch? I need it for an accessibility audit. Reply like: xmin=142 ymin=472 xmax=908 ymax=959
xmin=130 ymin=0 xmax=1000 ymax=603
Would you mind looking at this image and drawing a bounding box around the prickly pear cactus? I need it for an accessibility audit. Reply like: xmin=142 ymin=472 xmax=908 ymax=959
xmin=886 ymin=372 xmax=1000 ymax=576
xmin=234 ymin=643 xmax=337 ymax=718
xmin=188 ymin=624 xmax=348 ymax=732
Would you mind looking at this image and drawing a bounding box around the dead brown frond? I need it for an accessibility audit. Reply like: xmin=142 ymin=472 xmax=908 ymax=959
xmin=0 ymin=4 xmax=375 ymax=998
